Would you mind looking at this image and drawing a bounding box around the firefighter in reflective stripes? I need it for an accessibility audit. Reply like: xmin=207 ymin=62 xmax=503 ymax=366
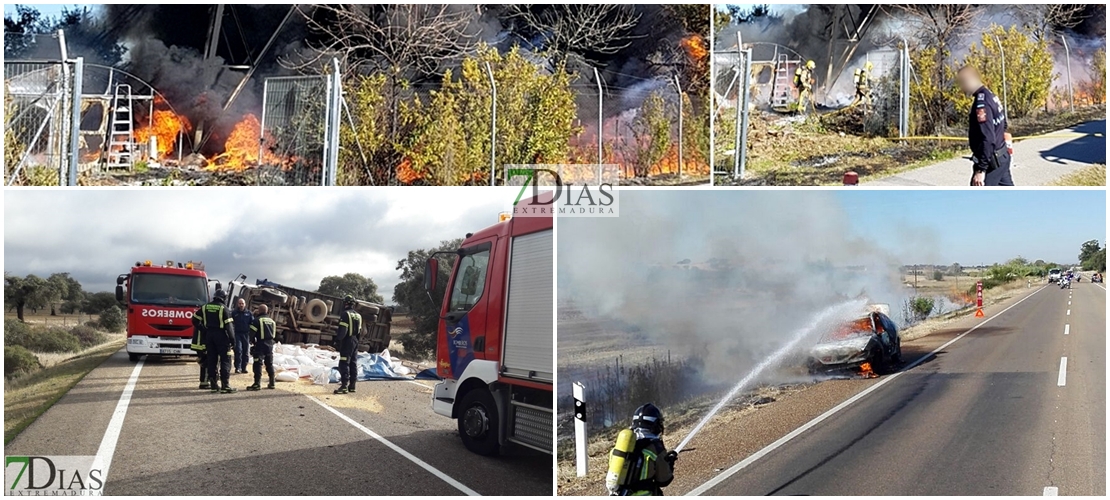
xmin=246 ymin=304 xmax=277 ymax=391
xmin=608 ymin=403 xmax=676 ymax=496
xmin=193 ymin=289 xmax=237 ymax=393
xmin=333 ymin=295 xmax=363 ymax=395
xmin=190 ymin=308 xmax=210 ymax=390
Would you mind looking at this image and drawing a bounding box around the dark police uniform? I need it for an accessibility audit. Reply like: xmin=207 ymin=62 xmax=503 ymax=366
xmin=968 ymin=86 xmax=1013 ymax=186
xmin=249 ymin=314 xmax=277 ymax=389
xmin=192 ymin=300 xmax=235 ymax=392
xmin=335 ymin=307 xmax=363 ymax=393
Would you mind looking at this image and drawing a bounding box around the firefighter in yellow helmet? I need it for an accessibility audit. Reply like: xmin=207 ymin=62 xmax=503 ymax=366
xmin=246 ymin=304 xmax=277 ymax=391
xmin=605 ymin=403 xmax=677 ymax=496
xmin=333 ymin=295 xmax=364 ymax=395
xmin=192 ymin=288 xmax=236 ymax=393
xmin=794 ymin=60 xmax=816 ymax=113
xmin=854 ymin=60 xmax=874 ymax=110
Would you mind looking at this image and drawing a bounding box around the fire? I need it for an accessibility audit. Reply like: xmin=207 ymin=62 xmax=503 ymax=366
xmin=134 ymin=96 xmax=190 ymax=159
xmin=858 ymin=362 xmax=877 ymax=379
xmin=207 ymin=113 xmax=273 ymax=171
xmin=681 ymin=35 xmax=708 ymax=61
xmin=396 ymin=157 xmax=422 ymax=184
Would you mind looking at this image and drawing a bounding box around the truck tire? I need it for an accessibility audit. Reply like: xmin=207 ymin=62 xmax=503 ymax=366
xmin=128 ymin=353 xmax=141 ymax=362
xmin=303 ymin=299 xmax=328 ymax=323
xmin=458 ymin=388 xmax=501 ymax=456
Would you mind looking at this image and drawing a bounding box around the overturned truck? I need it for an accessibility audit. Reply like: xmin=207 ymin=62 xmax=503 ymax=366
xmin=223 ymin=275 xmax=393 ymax=353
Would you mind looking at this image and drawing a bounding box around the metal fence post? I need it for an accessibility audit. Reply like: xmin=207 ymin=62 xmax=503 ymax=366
xmin=899 ymin=37 xmax=909 ymax=138
xmin=994 ymin=35 xmax=1008 ymax=115
xmin=1061 ymin=35 xmax=1074 ymax=112
xmin=485 ymin=61 xmax=497 ymax=186
xmin=594 ymin=66 xmax=603 ymax=183
xmin=67 ymin=57 xmax=83 ymax=186
xmin=326 ymin=58 xmax=342 ymax=186
xmin=732 ymin=33 xmax=743 ymax=179
xmin=738 ymin=48 xmax=752 ymax=180
xmin=573 ymin=382 xmax=588 ymax=478
xmin=674 ymin=74 xmax=684 ymax=178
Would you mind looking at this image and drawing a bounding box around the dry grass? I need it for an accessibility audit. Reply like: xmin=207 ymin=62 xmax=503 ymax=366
xmin=1050 ymin=164 xmax=1106 ymax=186
xmin=33 ymin=333 xmax=126 ymax=368
xmin=5 ymin=339 xmax=125 ymax=444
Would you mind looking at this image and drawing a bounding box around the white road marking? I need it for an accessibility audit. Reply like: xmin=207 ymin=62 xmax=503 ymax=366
xmin=91 ymin=356 xmax=144 ymax=485
xmin=687 ymin=285 xmax=1048 ymax=496
xmin=1044 ymin=486 xmax=1059 ymax=495
xmin=1096 ymin=283 xmax=1106 ymax=291
xmin=1066 ymin=309 xmax=1071 ymax=316
xmin=1058 ymin=358 xmax=1068 ymax=387
xmin=1068 ymin=301 xmax=1071 ymax=305
xmin=308 ymin=396 xmax=480 ymax=496
xmin=1064 ymin=324 xmax=1070 ymax=336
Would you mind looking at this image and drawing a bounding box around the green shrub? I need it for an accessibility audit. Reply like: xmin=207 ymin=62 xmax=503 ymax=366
xmin=4 ymin=319 xmax=32 ymax=347
xmin=22 ymin=327 xmax=81 ymax=353
xmin=5 ymin=345 xmax=41 ymax=378
xmin=97 ymin=306 xmax=125 ymax=333
xmin=70 ymin=325 xmax=107 ymax=348
xmin=910 ymin=296 xmax=935 ymax=321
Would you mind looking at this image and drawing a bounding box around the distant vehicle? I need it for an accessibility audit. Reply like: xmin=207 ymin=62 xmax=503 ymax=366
xmin=116 ymin=260 xmax=218 ymax=362
xmin=1093 ymin=273 xmax=1103 ymax=283
xmin=1048 ymin=269 xmax=1062 ymax=283
xmin=1060 ymin=276 xmax=1071 ymax=289
xmin=424 ymin=197 xmax=553 ymax=456
xmin=808 ymin=304 xmax=902 ymax=376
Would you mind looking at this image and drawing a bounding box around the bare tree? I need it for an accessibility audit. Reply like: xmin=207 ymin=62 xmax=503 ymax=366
xmin=286 ymin=4 xmax=481 ymax=78
xmin=891 ymin=4 xmax=983 ymax=48
xmin=1018 ymin=4 xmax=1089 ymax=42
xmin=508 ymin=5 xmax=642 ymax=60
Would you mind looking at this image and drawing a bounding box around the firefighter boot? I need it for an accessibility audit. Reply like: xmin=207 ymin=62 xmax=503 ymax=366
xmin=246 ymin=382 xmax=261 ymax=391
xmin=266 ymin=375 xmax=275 ymax=390
xmin=221 ymin=383 xmax=238 ymax=394
xmin=333 ymin=386 xmax=348 ymax=395
xmin=348 ymin=382 xmax=356 ymax=394
xmin=199 ymin=382 xmax=212 ymax=390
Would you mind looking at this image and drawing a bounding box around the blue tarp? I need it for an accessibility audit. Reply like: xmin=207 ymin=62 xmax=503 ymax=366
xmin=328 ymin=352 xmax=414 ymax=382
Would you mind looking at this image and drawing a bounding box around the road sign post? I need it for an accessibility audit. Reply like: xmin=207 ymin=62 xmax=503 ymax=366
xmin=975 ymin=281 xmax=984 ymax=317
xmin=573 ymin=381 xmax=588 ymax=477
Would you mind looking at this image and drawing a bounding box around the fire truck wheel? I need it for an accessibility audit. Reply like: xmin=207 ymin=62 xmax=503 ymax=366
xmin=458 ymin=388 xmax=500 ymax=456
xmin=128 ymin=353 xmax=141 ymax=362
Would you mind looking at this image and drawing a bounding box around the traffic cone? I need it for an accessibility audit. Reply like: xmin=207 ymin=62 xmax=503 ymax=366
xmin=975 ymin=308 xmax=985 ymax=317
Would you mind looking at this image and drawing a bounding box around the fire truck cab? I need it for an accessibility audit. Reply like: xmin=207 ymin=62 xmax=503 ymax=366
xmin=425 ymin=201 xmax=553 ymax=456
xmin=116 ymin=260 xmax=217 ymax=362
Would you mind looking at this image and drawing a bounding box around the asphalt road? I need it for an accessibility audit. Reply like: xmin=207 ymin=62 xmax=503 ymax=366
xmin=4 ymin=351 xmax=551 ymax=495
xmin=865 ymin=119 xmax=1106 ymax=186
xmin=692 ymin=281 xmax=1105 ymax=496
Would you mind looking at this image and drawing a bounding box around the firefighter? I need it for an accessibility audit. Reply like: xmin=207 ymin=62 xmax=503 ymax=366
xmin=605 ymin=403 xmax=677 ymax=496
xmin=246 ymin=304 xmax=277 ymax=391
xmin=192 ymin=288 xmax=237 ymax=393
xmin=794 ymin=60 xmax=816 ymax=113
xmin=333 ymin=295 xmax=363 ymax=395
xmin=854 ymin=61 xmax=873 ymax=110
xmin=189 ymin=310 xmax=210 ymax=390
xmin=957 ymin=65 xmax=1013 ymax=186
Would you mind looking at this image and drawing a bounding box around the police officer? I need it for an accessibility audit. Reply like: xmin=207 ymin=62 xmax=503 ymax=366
xmin=246 ymin=304 xmax=277 ymax=391
xmin=611 ymin=403 xmax=677 ymax=496
xmin=794 ymin=60 xmax=816 ymax=113
xmin=957 ymin=65 xmax=1013 ymax=186
xmin=189 ymin=309 xmax=210 ymax=390
xmin=854 ymin=61 xmax=873 ymax=110
xmin=192 ymin=289 xmax=236 ymax=393
xmin=333 ymin=295 xmax=363 ymax=395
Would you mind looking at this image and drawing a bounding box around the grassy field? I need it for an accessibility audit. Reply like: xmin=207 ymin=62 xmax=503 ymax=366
xmin=4 ymin=311 xmax=98 ymax=328
xmin=1051 ymin=164 xmax=1106 ymax=186
xmin=4 ymin=338 xmax=125 ymax=444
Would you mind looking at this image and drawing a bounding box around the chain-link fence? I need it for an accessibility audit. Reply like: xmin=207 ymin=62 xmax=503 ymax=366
xmin=257 ymin=75 xmax=330 ymax=186
xmin=4 ymin=60 xmax=78 ymax=186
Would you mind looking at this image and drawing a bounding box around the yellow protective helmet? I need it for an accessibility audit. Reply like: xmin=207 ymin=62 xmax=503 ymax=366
xmin=806 ymin=60 xmax=816 ymax=70
xmin=864 ymin=61 xmax=874 ymax=71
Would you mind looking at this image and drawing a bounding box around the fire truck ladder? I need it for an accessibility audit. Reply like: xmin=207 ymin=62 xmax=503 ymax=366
xmin=107 ymin=84 xmax=134 ymax=170
xmin=771 ymin=54 xmax=793 ymax=109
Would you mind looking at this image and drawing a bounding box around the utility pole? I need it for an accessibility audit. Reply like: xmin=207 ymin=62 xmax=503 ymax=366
xmin=674 ymin=74 xmax=683 ymax=178
xmin=594 ymin=66 xmax=603 ymax=182
xmin=1061 ymin=35 xmax=1074 ymax=112
xmin=994 ymin=35 xmax=1008 ymax=114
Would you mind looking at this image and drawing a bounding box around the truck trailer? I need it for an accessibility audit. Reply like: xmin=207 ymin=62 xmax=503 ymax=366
xmin=223 ymin=276 xmax=393 ymax=353
xmin=424 ymin=198 xmax=553 ymax=455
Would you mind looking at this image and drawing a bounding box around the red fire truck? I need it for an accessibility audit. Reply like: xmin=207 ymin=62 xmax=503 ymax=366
xmin=116 ymin=260 xmax=216 ymax=362
xmin=424 ymin=200 xmax=553 ymax=456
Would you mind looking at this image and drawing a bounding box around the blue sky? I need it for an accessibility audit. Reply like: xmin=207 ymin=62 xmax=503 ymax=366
xmin=4 ymin=4 xmax=94 ymax=18
xmin=835 ymin=190 xmax=1105 ymax=265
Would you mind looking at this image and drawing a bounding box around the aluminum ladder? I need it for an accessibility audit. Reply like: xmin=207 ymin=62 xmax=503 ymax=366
xmin=771 ymin=54 xmax=793 ymax=108
xmin=107 ymin=84 xmax=134 ymax=170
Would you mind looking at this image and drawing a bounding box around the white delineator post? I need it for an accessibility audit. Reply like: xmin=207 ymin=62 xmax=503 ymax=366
xmin=573 ymin=381 xmax=588 ymax=477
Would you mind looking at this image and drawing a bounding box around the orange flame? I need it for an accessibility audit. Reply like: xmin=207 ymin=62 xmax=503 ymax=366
xmin=396 ymin=157 xmax=421 ymax=184
xmin=134 ymin=97 xmax=190 ymax=159
xmin=207 ymin=113 xmax=274 ymax=171
xmin=681 ymin=35 xmax=708 ymax=61
xmin=858 ymin=362 xmax=877 ymax=378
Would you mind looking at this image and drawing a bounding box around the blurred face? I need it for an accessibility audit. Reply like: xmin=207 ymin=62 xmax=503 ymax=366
xmin=957 ymin=69 xmax=979 ymax=96
xmin=236 ymin=298 xmax=246 ymax=310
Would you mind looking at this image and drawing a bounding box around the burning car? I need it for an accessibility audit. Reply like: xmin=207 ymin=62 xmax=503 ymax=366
xmin=808 ymin=304 xmax=901 ymax=376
